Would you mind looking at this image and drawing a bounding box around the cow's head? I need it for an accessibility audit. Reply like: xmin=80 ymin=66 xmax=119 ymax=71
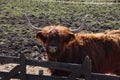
xmin=24 ymin=13 xmax=87 ymax=57
xmin=36 ymin=26 xmax=76 ymax=57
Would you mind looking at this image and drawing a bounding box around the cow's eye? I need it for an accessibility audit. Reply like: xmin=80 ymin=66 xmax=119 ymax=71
xmin=36 ymin=32 xmax=47 ymax=43
xmin=65 ymin=34 xmax=75 ymax=43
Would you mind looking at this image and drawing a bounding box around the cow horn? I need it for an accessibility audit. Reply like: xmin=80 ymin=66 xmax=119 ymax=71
xmin=70 ymin=14 xmax=88 ymax=33
xmin=23 ymin=13 xmax=42 ymax=31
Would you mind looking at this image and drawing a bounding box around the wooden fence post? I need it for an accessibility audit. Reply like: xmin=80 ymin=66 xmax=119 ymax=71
xmin=20 ymin=53 xmax=26 ymax=80
xmin=67 ymin=56 xmax=91 ymax=80
xmin=39 ymin=70 xmax=44 ymax=75
xmin=84 ymin=56 xmax=91 ymax=80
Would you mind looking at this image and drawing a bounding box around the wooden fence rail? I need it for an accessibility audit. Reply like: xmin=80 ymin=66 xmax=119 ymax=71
xmin=0 ymin=53 xmax=120 ymax=80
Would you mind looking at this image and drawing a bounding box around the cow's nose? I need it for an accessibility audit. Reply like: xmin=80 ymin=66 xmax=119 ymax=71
xmin=49 ymin=46 xmax=57 ymax=53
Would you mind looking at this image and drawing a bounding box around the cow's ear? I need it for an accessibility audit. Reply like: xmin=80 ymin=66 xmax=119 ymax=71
xmin=65 ymin=34 xmax=75 ymax=43
xmin=36 ymin=31 xmax=47 ymax=43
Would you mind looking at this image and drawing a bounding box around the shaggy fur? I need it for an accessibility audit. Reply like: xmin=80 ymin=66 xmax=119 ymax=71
xmin=36 ymin=25 xmax=120 ymax=76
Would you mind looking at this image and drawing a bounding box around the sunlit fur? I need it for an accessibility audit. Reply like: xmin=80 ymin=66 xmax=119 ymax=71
xmin=36 ymin=25 xmax=120 ymax=76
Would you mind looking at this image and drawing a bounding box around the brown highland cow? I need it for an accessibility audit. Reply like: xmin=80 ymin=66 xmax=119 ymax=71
xmin=24 ymin=13 xmax=120 ymax=76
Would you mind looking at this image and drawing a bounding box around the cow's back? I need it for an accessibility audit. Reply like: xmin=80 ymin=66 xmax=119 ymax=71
xmin=74 ymin=30 xmax=120 ymax=74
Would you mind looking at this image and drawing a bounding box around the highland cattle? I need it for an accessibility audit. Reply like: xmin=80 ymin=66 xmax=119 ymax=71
xmin=24 ymin=13 xmax=120 ymax=76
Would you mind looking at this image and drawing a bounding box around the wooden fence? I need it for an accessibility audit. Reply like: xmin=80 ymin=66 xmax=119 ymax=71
xmin=0 ymin=53 xmax=120 ymax=80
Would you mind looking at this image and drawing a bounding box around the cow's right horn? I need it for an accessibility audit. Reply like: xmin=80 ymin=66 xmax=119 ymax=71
xmin=23 ymin=13 xmax=42 ymax=31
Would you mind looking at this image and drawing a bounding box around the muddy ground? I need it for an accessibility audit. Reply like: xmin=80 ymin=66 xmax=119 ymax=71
xmin=0 ymin=15 xmax=51 ymax=79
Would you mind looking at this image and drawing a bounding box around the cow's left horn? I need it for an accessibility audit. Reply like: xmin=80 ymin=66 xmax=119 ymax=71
xmin=23 ymin=13 xmax=42 ymax=31
xmin=70 ymin=14 xmax=88 ymax=33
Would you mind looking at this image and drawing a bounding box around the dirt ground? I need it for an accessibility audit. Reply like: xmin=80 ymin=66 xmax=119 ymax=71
xmin=0 ymin=14 xmax=51 ymax=79
xmin=0 ymin=30 xmax=50 ymax=79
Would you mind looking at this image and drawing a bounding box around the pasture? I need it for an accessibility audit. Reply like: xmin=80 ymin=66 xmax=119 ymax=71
xmin=0 ymin=0 xmax=120 ymax=55
xmin=0 ymin=0 xmax=120 ymax=79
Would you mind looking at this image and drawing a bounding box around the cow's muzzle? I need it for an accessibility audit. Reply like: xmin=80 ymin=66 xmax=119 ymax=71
xmin=48 ymin=46 xmax=57 ymax=54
